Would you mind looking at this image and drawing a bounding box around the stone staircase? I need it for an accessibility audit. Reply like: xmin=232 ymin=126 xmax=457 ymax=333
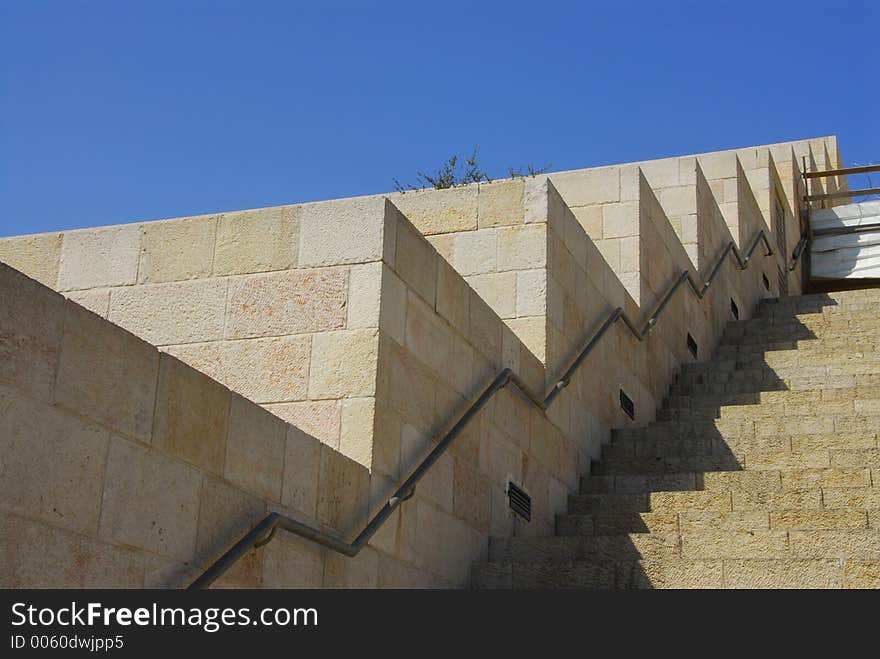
xmin=473 ymin=288 xmax=880 ymax=588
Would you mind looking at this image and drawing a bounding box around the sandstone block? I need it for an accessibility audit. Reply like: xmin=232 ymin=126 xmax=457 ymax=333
xmin=478 ymin=179 xmax=524 ymax=228
xmin=435 ymin=259 xmax=470 ymax=335
xmin=55 ymin=301 xmax=159 ymax=442
xmin=347 ymin=261 xmax=383 ymax=329
xmin=0 ymin=385 xmax=108 ymax=534
xmin=195 ymin=477 xmax=267 ymax=587
xmin=214 ymin=206 xmax=298 ymax=275
xmin=391 ymin=186 xmax=478 ymax=235
xmin=308 ymin=329 xmax=379 ymax=399
xmin=65 ymin=288 xmax=111 ymax=317
xmin=164 ymin=334 xmax=311 ymax=404
xmin=153 ymin=354 xmax=230 ymax=475
xmin=453 ymin=459 xmax=491 ymax=533
xmin=317 ymin=444 xmax=369 ymax=532
xmin=395 ymin=221 xmax=437 ymax=304
xmin=0 ymin=263 xmax=65 ymax=401
xmin=225 ymin=267 xmax=348 ymax=339
xmin=224 ymin=395 xmax=286 ymax=500
xmin=0 ymin=232 xmax=62 ymax=287
xmin=468 ymin=271 xmax=517 ymax=319
xmin=262 ymin=532 xmax=325 ymax=588
xmin=58 ymin=224 xmax=141 ymax=290
xmin=99 ymin=436 xmax=202 ymax=561
xmin=109 ymin=278 xmax=228 ymax=345
xmin=265 ymin=400 xmax=341 ymax=447
xmin=298 ymin=197 xmax=387 ymax=267
xmin=452 ymin=230 xmax=497 ymax=276
xmin=282 ymin=426 xmax=321 ymax=517
xmin=138 ymin=215 xmax=216 ymax=283
xmin=497 ymin=225 xmax=546 ymax=272
xmin=339 ymin=397 xmax=375 ymax=468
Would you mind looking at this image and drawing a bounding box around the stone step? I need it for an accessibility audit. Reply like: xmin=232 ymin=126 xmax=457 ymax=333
xmin=473 ymin=555 xmax=880 ymax=588
xmin=570 ymin=477 xmax=876 ymax=514
xmin=489 ymin=526 xmax=879 ymax=564
xmin=715 ymin=337 xmax=880 ymax=357
xmin=721 ymin=323 xmax=880 ymax=345
xmin=603 ymin=433 xmax=877 ymax=463
xmin=679 ymin=351 xmax=880 ymax=376
xmin=639 ymin=414 xmax=880 ymax=440
xmin=664 ymin=386 xmax=880 ymax=410
xmin=669 ymin=373 xmax=880 ymax=397
xmin=731 ymin=307 xmax=880 ymax=329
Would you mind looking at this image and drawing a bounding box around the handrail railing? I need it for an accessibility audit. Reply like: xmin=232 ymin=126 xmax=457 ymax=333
xmin=188 ymin=229 xmax=774 ymax=589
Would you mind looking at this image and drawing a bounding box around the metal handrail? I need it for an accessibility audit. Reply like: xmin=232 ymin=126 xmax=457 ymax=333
xmin=188 ymin=229 xmax=774 ymax=589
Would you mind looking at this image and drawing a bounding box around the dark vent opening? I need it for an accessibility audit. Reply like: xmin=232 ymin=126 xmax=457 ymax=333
xmin=686 ymin=333 xmax=698 ymax=358
xmin=619 ymin=388 xmax=635 ymax=420
xmin=507 ymin=482 xmax=531 ymax=522
xmin=762 ymin=273 xmax=771 ymax=291
xmin=730 ymin=298 xmax=739 ymax=320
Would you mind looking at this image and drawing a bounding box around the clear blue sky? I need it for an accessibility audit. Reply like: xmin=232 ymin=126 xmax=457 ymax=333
xmin=2 ymin=0 xmax=878 ymax=236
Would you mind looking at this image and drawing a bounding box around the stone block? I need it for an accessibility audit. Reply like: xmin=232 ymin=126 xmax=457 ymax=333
xmin=308 ymin=329 xmax=379 ymax=399
xmin=55 ymin=301 xmax=159 ymax=442
xmin=435 ymin=259 xmax=470 ymax=335
xmin=225 ymin=267 xmax=348 ymax=339
xmin=602 ymin=202 xmax=639 ymax=239
xmin=478 ymin=179 xmax=524 ymax=228
xmin=214 ymin=206 xmax=298 ymax=275
xmin=164 ymin=335 xmax=311 ymax=405
xmin=138 ymin=215 xmax=216 ymax=283
xmin=550 ymin=167 xmax=620 ymax=206
xmin=452 ymin=230 xmax=497 ymax=276
xmin=405 ymin=290 xmax=454 ymax=378
xmin=379 ymin=266 xmax=408 ymax=344
xmin=99 ymin=436 xmax=202 ymax=561
xmin=0 ymin=263 xmax=65 ymax=402
xmin=262 ymin=532 xmax=325 ymax=588
xmin=0 ymin=232 xmax=62 ymax=287
xmin=298 ymin=197 xmax=387 ymax=267
xmin=224 ymin=395 xmax=286 ymax=500
xmin=395 ymin=220 xmax=437 ymax=304
xmin=0 ymin=385 xmax=108 ymax=534
xmin=339 ymin=397 xmax=375 ymax=467
xmin=195 ymin=477 xmax=267 ymax=587
xmin=347 ymin=261 xmax=383 ymax=329
xmin=153 ymin=354 xmax=230 ymax=475
xmin=66 ymin=288 xmax=111 ymax=317
xmin=497 ymin=225 xmax=546 ymax=271
xmin=265 ymin=400 xmax=341 ymax=448
xmin=453 ymin=458 xmax=491 ymax=533
xmin=323 ymin=546 xmax=379 ymax=588
xmin=0 ymin=513 xmax=144 ymax=588
xmin=516 ymin=269 xmax=546 ymax=318
xmin=282 ymin=426 xmax=321 ymax=517
xmin=724 ymin=559 xmax=842 ymax=589
xmin=317 ymin=445 xmax=369 ymax=532
xmin=468 ymin=271 xmax=517 ymax=319
xmin=109 ymin=278 xmax=228 ymax=345
xmin=58 ymin=224 xmax=141 ymax=290
xmin=391 ymin=186 xmax=478 ymax=235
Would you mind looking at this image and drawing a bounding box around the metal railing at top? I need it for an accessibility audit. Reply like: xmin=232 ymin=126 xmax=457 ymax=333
xmin=803 ymin=162 xmax=880 ymax=203
xmin=188 ymin=229 xmax=776 ymax=589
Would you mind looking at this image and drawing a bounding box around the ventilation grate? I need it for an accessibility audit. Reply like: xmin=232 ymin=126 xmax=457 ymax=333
xmin=507 ymin=482 xmax=531 ymax=522
xmin=762 ymin=272 xmax=771 ymax=292
xmin=619 ymin=388 xmax=635 ymax=420
xmin=686 ymin=333 xmax=698 ymax=359
xmin=730 ymin=298 xmax=739 ymax=320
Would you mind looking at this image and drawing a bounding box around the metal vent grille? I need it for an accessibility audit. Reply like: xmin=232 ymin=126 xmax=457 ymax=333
xmin=730 ymin=298 xmax=739 ymax=320
xmin=762 ymin=272 xmax=771 ymax=292
xmin=686 ymin=333 xmax=698 ymax=359
xmin=619 ymin=388 xmax=635 ymax=420
xmin=507 ymin=482 xmax=531 ymax=521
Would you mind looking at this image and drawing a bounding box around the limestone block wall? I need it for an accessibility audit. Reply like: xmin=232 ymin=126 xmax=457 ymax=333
xmin=0 ymin=199 xmax=394 ymax=462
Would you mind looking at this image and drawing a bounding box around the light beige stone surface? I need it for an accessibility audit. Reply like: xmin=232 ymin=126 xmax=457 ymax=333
xmin=152 ymin=354 xmax=230 ymax=475
xmin=224 ymin=395 xmax=286 ymax=501
xmin=478 ymin=179 xmax=524 ymax=228
xmin=298 ymin=197 xmax=387 ymax=267
xmin=392 ymin=186 xmax=478 ymax=235
xmin=214 ymin=206 xmax=298 ymax=275
xmin=58 ymin=224 xmax=141 ymax=290
xmin=109 ymin=279 xmax=228 ymax=345
xmin=99 ymin=436 xmax=202 ymax=561
xmin=138 ymin=215 xmax=216 ymax=283
xmin=308 ymin=329 xmax=379 ymax=399
xmin=55 ymin=302 xmax=159 ymax=442
xmin=265 ymin=400 xmax=341 ymax=447
xmin=225 ymin=267 xmax=348 ymax=339
xmin=0 ymin=263 xmax=65 ymax=402
xmin=0 ymin=232 xmax=62 ymax=287
xmin=282 ymin=426 xmax=321 ymax=517
xmin=0 ymin=385 xmax=108 ymax=534
xmin=164 ymin=335 xmax=311 ymax=404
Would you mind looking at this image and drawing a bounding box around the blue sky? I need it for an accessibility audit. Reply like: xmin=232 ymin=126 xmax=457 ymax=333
xmin=2 ymin=0 xmax=878 ymax=236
